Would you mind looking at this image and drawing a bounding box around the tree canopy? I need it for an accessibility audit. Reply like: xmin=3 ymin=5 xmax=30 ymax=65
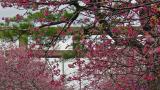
xmin=1 ymin=0 xmax=160 ymax=90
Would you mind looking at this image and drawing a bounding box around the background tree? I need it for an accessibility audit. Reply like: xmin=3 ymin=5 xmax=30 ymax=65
xmin=0 ymin=47 xmax=67 ymax=90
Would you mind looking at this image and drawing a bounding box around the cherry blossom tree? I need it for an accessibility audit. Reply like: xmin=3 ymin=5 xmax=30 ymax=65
xmin=0 ymin=47 xmax=67 ymax=90
xmin=1 ymin=0 xmax=160 ymax=90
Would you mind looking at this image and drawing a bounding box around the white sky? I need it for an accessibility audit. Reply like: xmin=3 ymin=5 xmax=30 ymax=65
xmin=0 ymin=0 xmax=137 ymax=20
xmin=0 ymin=6 xmax=26 ymax=22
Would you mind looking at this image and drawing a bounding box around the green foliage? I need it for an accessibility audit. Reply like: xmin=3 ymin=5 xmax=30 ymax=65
xmin=27 ymin=9 xmax=74 ymax=22
xmin=0 ymin=23 xmax=5 ymax=26
xmin=27 ymin=12 xmax=44 ymax=20
xmin=0 ymin=10 xmax=73 ymax=44
xmin=30 ymin=27 xmax=58 ymax=46
xmin=62 ymin=50 xmax=76 ymax=59
xmin=43 ymin=27 xmax=57 ymax=36
xmin=45 ymin=14 xmax=57 ymax=21
xmin=27 ymin=11 xmax=61 ymax=22
xmin=19 ymin=34 xmax=28 ymax=45
xmin=32 ymin=27 xmax=57 ymax=38
xmin=0 ymin=22 xmax=32 ymax=42
xmin=63 ymin=11 xmax=74 ymax=19
xmin=0 ymin=30 xmax=18 ymax=41
xmin=19 ymin=22 xmax=32 ymax=29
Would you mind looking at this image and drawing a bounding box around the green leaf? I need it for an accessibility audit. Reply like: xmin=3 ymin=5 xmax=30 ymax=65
xmin=19 ymin=34 xmax=28 ymax=45
xmin=62 ymin=51 xmax=76 ymax=59
xmin=63 ymin=11 xmax=74 ymax=19
xmin=19 ymin=22 xmax=32 ymax=29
